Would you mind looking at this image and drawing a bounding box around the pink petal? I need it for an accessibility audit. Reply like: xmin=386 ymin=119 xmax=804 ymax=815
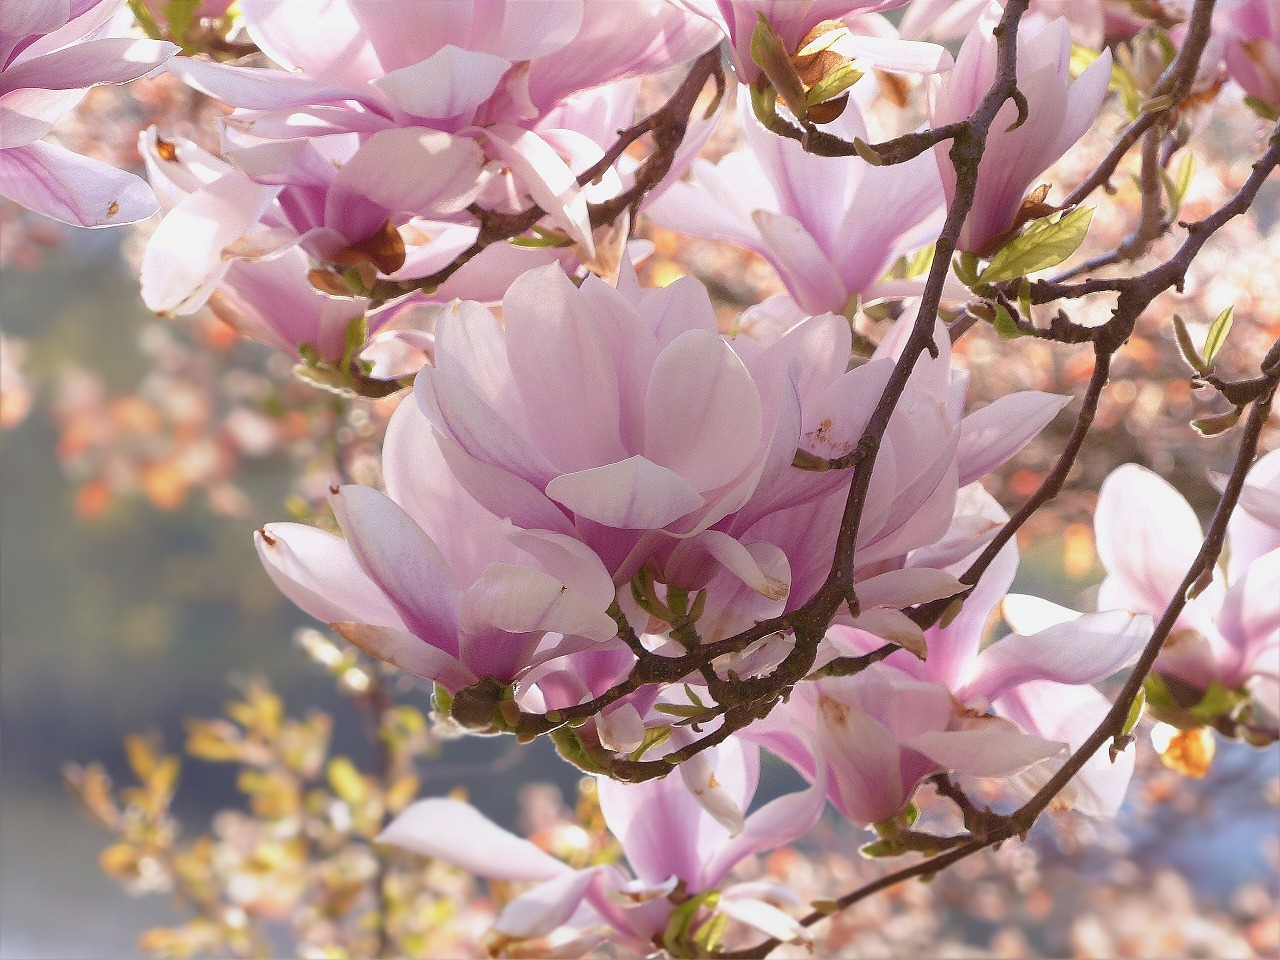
xmin=1095 ymin=465 xmax=1202 ymax=617
xmin=254 ymin=523 xmax=405 ymax=628
xmin=494 ymin=868 xmax=605 ymax=942
xmin=703 ymin=775 xmax=827 ymax=888
xmin=329 ymin=485 xmax=461 ymax=652
xmin=970 ymin=610 xmax=1151 ymax=701
xmin=371 ymin=45 xmax=510 ymax=120
xmin=643 ymin=329 xmax=763 ymax=491
xmin=545 ymin=456 xmax=705 ymax=529
xmin=956 ymin=391 xmax=1070 ymax=486
xmin=459 ymin=564 xmax=617 ymax=643
xmin=856 ymin=567 xmax=966 ymax=610
xmin=907 ymin=723 xmax=1066 ymax=778
xmin=480 ymin=126 xmax=593 ymax=254
xmin=504 ymin=525 xmax=617 ymax=610
xmin=0 ymin=37 xmax=175 ymax=94
xmin=331 ymin=621 xmax=476 ymax=692
xmin=0 ymin=87 xmax=86 ymax=148
xmin=326 ymin=127 xmax=484 ymax=237
xmin=753 ymin=209 xmax=849 ymax=315
xmin=994 ymin=680 xmax=1134 ymax=817
xmin=0 ymin=139 xmax=158 ymax=227
xmin=379 ymin=798 xmax=569 ymax=881
xmin=502 ymin=265 xmax=627 ymax=471
xmin=140 ymin=170 xmax=279 ymax=311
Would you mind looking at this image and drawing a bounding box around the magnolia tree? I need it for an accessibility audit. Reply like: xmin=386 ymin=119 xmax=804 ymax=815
xmin=7 ymin=0 xmax=1280 ymax=956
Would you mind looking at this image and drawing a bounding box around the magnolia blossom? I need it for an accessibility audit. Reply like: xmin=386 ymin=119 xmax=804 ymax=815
xmin=256 ymin=398 xmax=622 ymax=696
xmin=164 ymin=0 xmax=717 ymax=261
xmin=899 ymin=0 xmax=1122 ymax=48
xmin=0 ymin=0 xmax=176 ymax=226
xmin=411 ymin=262 xmax=908 ymax=617
xmin=749 ymin=490 xmax=1151 ymax=826
xmin=718 ymin=308 xmax=1071 ymax=655
xmin=139 ymin=128 xmax=433 ymax=363
xmin=928 ymin=12 xmax=1112 ymax=254
xmin=649 ymin=95 xmax=945 ymax=314
xmin=1095 ymin=456 xmax=1280 ymax=731
xmin=675 ymin=0 xmax=954 ymax=86
xmin=1219 ymin=0 xmax=1280 ymax=110
xmin=380 ymin=736 xmax=824 ymax=955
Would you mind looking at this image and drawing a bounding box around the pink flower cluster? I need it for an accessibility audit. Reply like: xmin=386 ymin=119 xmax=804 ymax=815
xmin=18 ymin=0 xmax=1280 ymax=952
xmin=1 ymin=0 xmax=175 ymax=226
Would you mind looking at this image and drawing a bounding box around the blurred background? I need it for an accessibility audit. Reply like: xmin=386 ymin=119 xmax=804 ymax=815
xmin=2 ymin=67 xmax=1280 ymax=960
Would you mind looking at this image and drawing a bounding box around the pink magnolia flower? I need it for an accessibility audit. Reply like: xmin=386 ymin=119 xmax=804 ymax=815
xmin=255 ymin=397 xmax=620 ymax=695
xmin=166 ymin=1 xmax=717 ymax=260
xmin=1095 ymin=456 xmax=1280 ymax=730
xmin=0 ymin=0 xmax=176 ymax=226
xmin=749 ymin=494 xmax=1151 ymax=826
xmin=379 ymin=736 xmax=824 ymax=955
xmin=675 ymin=0 xmax=951 ymax=85
xmin=928 ymin=12 xmax=1112 ymax=254
xmin=412 ymin=262 xmax=900 ymax=605
xmin=719 ymin=309 xmax=1070 ymax=652
xmin=1219 ymin=0 xmax=1280 ymax=110
xmin=648 ymin=95 xmax=946 ymax=315
xmin=899 ymin=0 xmax=1119 ymax=48
xmin=139 ymin=128 xmax=427 ymax=363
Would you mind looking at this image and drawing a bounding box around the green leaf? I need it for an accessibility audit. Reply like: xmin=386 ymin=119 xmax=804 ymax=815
xmin=164 ymin=0 xmax=199 ymax=46
xmin=510 ymin=227 xmax=574 ymax=248
xmin=1109 ymin=59 xmax=1142 ymax=119
xmin=341 ymin=314 xmax=369 ymax=370
xmin=806 ymin=62 xmax=863 ymax=107
xmin=1144 ymin=674 xmax=1177 ymax=714
xmin=952 ymin=252 xmax=982 ymax=289
xmin=663 ymin=891 xmax=720 ymax=958
xmin=127 ymin=0 xmax=165 ymax=38
xmin=1172 ymin=314 xmax=1209 ymax=374
xmin=1243 ymin=94 xmax=1280 ymax=122
xmin=993 ymin=303 xmax=1026 ymax=340
xmin=1160 ymin=152 xmax=1195 ymax=219
xmin=1122 ymin=688 xmax=1146 ymax=736
xmin=653 ymin=703 xmax=707 ymax=718
xmin=692 ymin=910 xmax=730 ymax=955
xmin=903 ymin=245 xmax=935 ymax=280
xmin=1202 ymin=305 xmax=1234 ymax=366
xmin=979 ymin=206 xmax=1095 ymax=284
xmin=1191 ymin=407 xmax=1242 ymax=437
xmin=1069 ymin=43 xmax=1100 ymax=78
xmin=630 ymin=726 xmax=671 ymax=762
xmin=1017 ymin=278 xmax=1033 ymax=322
xmin=748 ymin=81 xmax=794 ymax=139
xmin=750 ymin=14 xmax=807 ymax=117
xmin=859 ymin=838 xmax=908 ymax=859
xmin=1190 ymin=682 xmax=1244 ymax=723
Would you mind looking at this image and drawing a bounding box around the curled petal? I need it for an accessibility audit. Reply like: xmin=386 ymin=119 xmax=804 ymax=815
xmin=380 ymin=798 xmax=568 ymax=881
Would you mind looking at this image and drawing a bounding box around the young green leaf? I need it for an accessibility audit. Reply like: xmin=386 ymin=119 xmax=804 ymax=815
xmin=1202 ymin=305 xmax=1234 ymax=366
xmin=1191 ymin=407 xmax=1242 ymax=437
xmin=993 ymin=303 xmax=1027 ymax=340
xmin=1160 ymin=152 xmax=1195 ymax=219
xmin=806 ymin=61 xmax=863 ymax=107
xmin=979 ymin=206 xmax=1095 ymax=284
xmin=751 ymin=15 xmax=807 ymax=118
xmin=1172 ymin=314 xmax=1209 ymax=374
xmin=1122 ymin=688 xmax=1146 ymax=736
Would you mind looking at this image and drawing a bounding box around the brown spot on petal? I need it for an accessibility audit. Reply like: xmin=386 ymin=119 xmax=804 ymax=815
xmin=106 ymin=201 xmax=120 ymax=217
xmin=257 ymin=527 xmax=277 ymax=547
xmin=154 ymin=136 xmax=179 ymax=162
